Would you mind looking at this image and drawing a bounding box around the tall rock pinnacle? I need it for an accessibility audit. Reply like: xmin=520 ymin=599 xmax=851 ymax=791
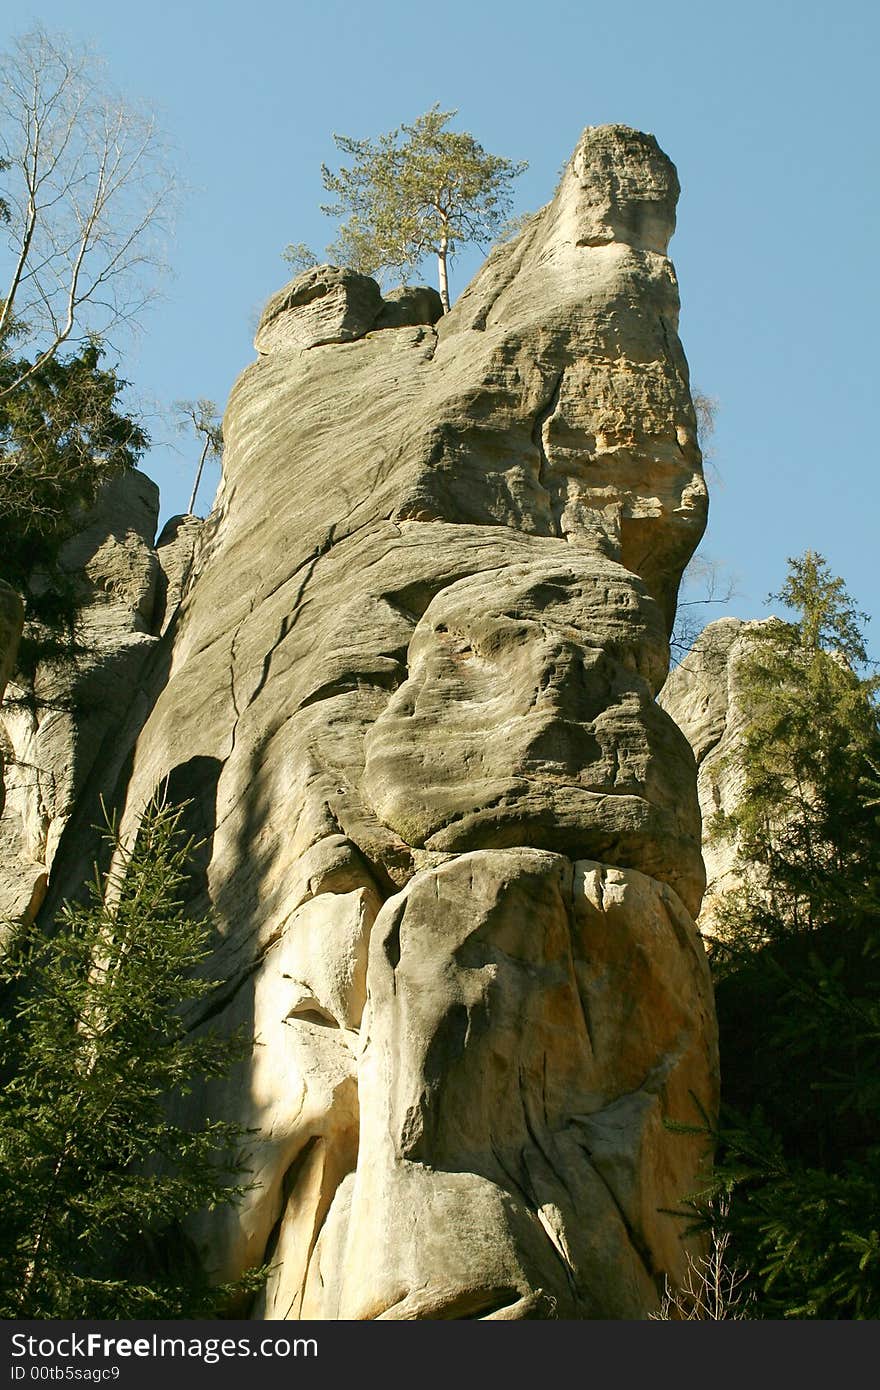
xmin=18 ymin=125 xmax=719 ymax=1318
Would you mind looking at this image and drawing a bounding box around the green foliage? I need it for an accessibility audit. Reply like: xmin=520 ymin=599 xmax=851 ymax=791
xmin=706 ymin=551 xmax=880 ymax=1318
xmin=319 ymin=105 xmax=527 ymax=309
xmin=0 ymin=331 xmax=147 ymax=640
xmin=712 ymin=553 xmax=878 ymax=936
xmin=0 ymin=798 xmax=261 ymax=1318
xmin=281 ymin=242 xmax=318 ymax=274
xmin=714 ymin=1114 xmax=880 ymax=1319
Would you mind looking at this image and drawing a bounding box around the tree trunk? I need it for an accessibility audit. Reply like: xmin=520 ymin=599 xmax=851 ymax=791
xmin=187 ymin=438 xmax=211 ymax=515
xmin=437 ymin=230 xmax=450 ymax=313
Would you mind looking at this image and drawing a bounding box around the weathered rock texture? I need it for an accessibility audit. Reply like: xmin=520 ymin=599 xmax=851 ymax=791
xmin=0 ymin=580 xmax=25 ymax=819
xmin=659 ymin=617 xmax=769 ymax=930
xmin=0 ymin=476 xmax=200 ymax=926
xmin=6 ymin=124 xmax=718 ymax=1318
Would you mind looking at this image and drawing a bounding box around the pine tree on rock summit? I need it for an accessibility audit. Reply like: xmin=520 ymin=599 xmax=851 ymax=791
xmin=318 ymin=105 xmax=527 ymax=311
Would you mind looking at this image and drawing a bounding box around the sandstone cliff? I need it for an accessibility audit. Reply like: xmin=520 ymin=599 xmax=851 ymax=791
xmin=0 ymin=474 xmax=203 ymax=929
xmin=659 ymin=618 xmax=771 ymax=932
xmin=0 ymin=580 xmax=24 ymax=820
xmin=3 ymin=124 xmax=718 ymax=1319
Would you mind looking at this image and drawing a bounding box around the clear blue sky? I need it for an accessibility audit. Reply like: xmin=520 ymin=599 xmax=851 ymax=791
xmin=6 ymin=0 xmax=879 ymax=638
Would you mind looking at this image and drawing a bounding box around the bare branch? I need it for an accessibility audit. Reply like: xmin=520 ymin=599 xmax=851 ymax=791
xmin=0 ymin=25 xmax=176 ymax=390
xmin=174 ymin=398 xmax=223 ymax=515
xmin=650 ymin=1197 xmax=755 ymax=1320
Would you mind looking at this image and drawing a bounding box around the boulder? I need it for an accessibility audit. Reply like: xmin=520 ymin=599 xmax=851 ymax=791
xmin=374 ymin=284 xmax=444 ymax=329
xmin=254 ymin=264 xmax=383 ymax=353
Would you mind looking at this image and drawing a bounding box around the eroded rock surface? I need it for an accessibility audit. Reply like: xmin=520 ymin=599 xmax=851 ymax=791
xmin=0 ymin=581 xmax=24 ymax=819
xmin=289 ymin=851 xmax=715 ymax=1320
xmin=0 ymin=472 xmax=164 ymax=924
xmin=20 ymin=124 xmax=718 ymax=1317
xmin=153 ymin=514 xmax=204 ymax=636
xmin=660 ymin=617 xmax=771 ymax=930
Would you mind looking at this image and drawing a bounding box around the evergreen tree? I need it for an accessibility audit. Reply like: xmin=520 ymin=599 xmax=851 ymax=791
xmin=0 ymin=330 xmax=147 ymax=646
xmin=0 ymin=798 xmax=261 ymax=1318
xmin=707 ymin=552 xmax=880 ymax=1318
xmin=713 ymin=552 xmax=878 ymax=937
xmin=319 ymin=105 xmax=527 ymax=311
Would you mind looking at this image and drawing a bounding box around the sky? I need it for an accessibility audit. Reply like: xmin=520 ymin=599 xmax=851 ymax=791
xmin=4 ymin=0 xmax=878 ymax=640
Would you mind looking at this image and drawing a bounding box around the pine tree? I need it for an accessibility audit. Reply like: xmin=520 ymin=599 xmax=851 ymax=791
xmin=319 ymin=105 xmax=527 ymax=311
xmin=0 ymin=798 xmax=261 ymax=1318
xmin=0 ymin=331 xmax=148 ymax=652
xmin=713 ymin=552 xmax=879 ymax=939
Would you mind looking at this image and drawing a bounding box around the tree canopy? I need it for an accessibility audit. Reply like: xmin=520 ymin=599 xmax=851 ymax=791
xmin=712 ymin=551 xmax=879 ymax=942
xmin=319 ymin=105 xmax=527 ymax=311
xmin=0 ymin=329 xmax=147 ymax=651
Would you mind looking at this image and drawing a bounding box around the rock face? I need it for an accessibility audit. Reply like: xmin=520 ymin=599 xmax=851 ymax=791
xmin=253 ymin=268 xmax=443 ymax=354
xmin=154 ymin=514 xmax=204 ymax=635
xmin=0 ymin=475 xmax=199 ymax=927
xmin=659 ymin=618 xmax=769 ymax=929
xmin=9 ymin=124 xmax=718 ymax=1318
xmin=285 ymin=852 xmax=715 ymax=1320
xmin=0 ymin=580 xmax=24 ymax=819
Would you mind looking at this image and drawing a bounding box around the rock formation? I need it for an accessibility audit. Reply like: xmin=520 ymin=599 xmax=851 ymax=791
xmin=0 ymin=474 xmax=201 ymax=927
xmin=659 ymin=618 xmax=769 ymax=930
xmin=4 ymin=124 xmax=719 ymax=1318
xmin=0 ymin=580 xmax=24 ymax=820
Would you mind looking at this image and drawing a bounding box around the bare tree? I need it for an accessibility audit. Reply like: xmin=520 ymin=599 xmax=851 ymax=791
xmin=670 ymin=390 xmax=739 ymax=662
xmin=174 ymin=399 xmax=222 ymax=515
xmin=692 ymin=389 xmax=719 ymax=460
xmin=0 ymin=25 xmax=175 ymax=397
xmin=671 ymin=554 xmax=741 ymax=664
xmin=651 ymin=1198 xmax=754 ymax=1320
